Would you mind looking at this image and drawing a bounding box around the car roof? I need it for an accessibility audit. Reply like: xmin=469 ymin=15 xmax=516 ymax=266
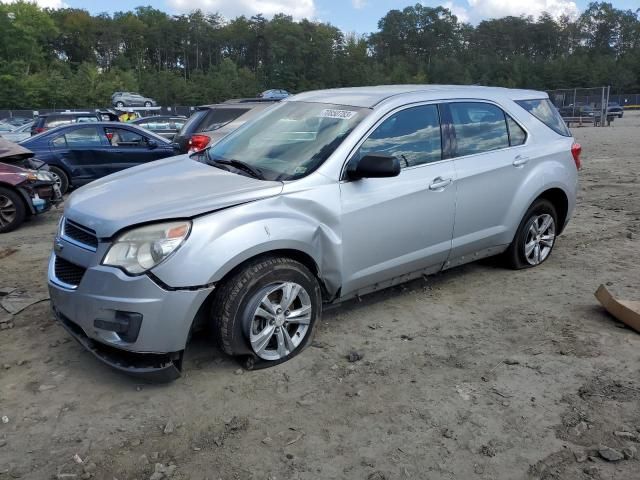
xmin=40 ymin=112 xmax=94 ymax=117
xmin=132 ymin=115 xmax=186 ymax=121
xmin=289 ymin=85 xmax=546 ymax=108
xmin=31 ymin=121 xmax=171 ymax=142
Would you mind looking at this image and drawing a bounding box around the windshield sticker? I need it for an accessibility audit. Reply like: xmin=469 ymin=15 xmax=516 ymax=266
xmin=319 ymin=109 xmax=357 ymax=120
xmin=293 ymin=166 xmax=308 ymax=174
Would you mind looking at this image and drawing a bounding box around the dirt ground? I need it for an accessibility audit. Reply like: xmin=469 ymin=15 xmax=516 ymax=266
xmin=1 ymin=112 xmax=639 ymax=480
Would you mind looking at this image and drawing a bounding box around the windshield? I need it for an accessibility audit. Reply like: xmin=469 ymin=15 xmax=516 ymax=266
xmin=206 ymin=102 xmax=369 ymax=181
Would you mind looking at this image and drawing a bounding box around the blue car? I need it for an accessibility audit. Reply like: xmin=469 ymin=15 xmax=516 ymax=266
xmin=20 ymin=122 xmax=179 ymax=194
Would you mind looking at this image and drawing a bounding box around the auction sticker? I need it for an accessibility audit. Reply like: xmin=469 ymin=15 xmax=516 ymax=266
xmin=319 ymin=109 xmax=357 ymax=120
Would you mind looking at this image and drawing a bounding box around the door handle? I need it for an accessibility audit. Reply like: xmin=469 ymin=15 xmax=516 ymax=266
xmin=429 ymin=177 xmax=453 ymax=191
xmin=513 ymin=155 xmax=530 ymax=167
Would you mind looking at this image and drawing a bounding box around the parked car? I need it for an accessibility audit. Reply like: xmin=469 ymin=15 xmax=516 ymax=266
xmin=130 ymin=115 xmax=187 ymax=140
xmin=0 ymin=121 xmax=33 ymax=143
xmin=607 ymin=102 xmax=624 ymax=118
xmin=21 ymin=122 xmax=179 ymax=194
xmin=48 ymin=85 xmax=580 ymax=381
xmin=258 ymin=89 xmax=290 ymax=99
xmin=31 ymin=112 xmax=104 ymax=136
xmin=173 ymin=100 xmax=279 ymax=154
xmin=0 ymin=137 xmax=49 ymax=171
xmin=559 ymin=105 xmax=596 ymax=118
xmin=111 ymin=92 xmax=157 ymax=108
xmin=3 ymin=116 xmax=32 ymax=127
xmin=0 ymin=139 xmax=62 ymax=233
xmin=0 ymin=123 xmax=15 ymax=133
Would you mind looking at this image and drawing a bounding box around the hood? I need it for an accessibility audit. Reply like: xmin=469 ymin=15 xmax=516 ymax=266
xmin=0 ymin=137 xmax=34 ymax=161
xmin=0 ymin=162 xmax=30 ymax=187
xmin=65 ymin=155 xmax=284 ymax=238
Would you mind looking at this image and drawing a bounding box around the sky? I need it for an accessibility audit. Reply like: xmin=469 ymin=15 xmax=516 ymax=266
xmin=5 ymin=0 xmax=640 ymax=33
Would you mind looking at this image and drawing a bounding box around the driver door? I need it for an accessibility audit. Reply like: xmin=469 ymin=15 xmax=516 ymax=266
xmin=339 ymin=104 xmax=456 ymax=297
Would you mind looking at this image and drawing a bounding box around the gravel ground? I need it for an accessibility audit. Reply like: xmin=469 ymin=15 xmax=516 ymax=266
xmin=1 ymin=113 xmax=639 ymax=480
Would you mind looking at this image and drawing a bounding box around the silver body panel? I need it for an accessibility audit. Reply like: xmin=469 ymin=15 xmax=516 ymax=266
xmin=48 ymin=85 xmax=578 ymax=368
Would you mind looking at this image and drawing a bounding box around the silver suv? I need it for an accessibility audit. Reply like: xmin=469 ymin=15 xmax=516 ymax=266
xmin=111 ymin=92 xmax=157 ymax=108
xmin=48 ymin=85 xmax=580 ymax=381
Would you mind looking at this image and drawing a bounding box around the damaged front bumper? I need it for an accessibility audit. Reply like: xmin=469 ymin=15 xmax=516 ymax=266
xmin=53 ymin=306 xmax=183 ymax=382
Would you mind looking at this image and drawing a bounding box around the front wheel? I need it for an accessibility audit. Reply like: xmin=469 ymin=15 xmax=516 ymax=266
xmin=144 ymin=101 xmax=152 ymax=107
xmin=504 ymin=199 xmax=558 ymax=269
xmin=212 ymin=256 xmax=321 ymax=368
xmin=48 ymin=166 xmax=69 ymax=195
xmin=0 ymin=187 xmax=26 ymax=233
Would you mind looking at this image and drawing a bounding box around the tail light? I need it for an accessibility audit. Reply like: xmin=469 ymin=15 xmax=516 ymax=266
xmin=188 ymin=134 xmax=210 ymax=153
xmin=35 ymin=127 xmax=46 ymax=134
xmin=571 ymin=143 xmax=582 ymax=170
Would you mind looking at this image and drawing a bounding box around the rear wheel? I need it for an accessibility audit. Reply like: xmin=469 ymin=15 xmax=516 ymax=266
xmin=116 ymin=101 xmax=125 ymax=108
xmin=211 ymin=256 xmax=321 ymax=368
xmin=48 ymin=166 xmax=69 ymax=195
xmin=505 ymin=199 xmax=558 ymax=269
xmin=0 ymin=187 xmax=26 ymax=233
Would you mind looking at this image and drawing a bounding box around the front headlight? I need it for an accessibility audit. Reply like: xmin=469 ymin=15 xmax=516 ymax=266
xmin=35 ymin=171 xmax=54 ymax=182
xmin=102 ymin=221 xmax=191 ymax=275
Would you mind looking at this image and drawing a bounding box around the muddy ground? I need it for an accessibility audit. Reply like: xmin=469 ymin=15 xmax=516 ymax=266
xmin=1 ymin=113 xmax=639 ymax=480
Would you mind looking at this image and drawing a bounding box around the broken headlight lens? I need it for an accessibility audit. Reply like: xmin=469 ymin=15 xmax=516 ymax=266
xmin=102 ymin=221 xmax=191 ymax=275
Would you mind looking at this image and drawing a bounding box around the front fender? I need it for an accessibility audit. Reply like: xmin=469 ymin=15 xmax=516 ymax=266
xmin=151 ymin=187 xmax=342 ymax=295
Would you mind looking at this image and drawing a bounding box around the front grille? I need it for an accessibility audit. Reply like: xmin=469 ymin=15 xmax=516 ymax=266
xmin=54 ymin=256 xmax=87 ymax=287
xmin=63 ymin=219 xmax=98 ymax=250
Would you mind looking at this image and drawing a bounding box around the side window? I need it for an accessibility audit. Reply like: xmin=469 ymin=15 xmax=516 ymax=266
xmin=449 ymin=102 xmax=509 ymax=157
xmin=61 ymin=127 xmax=102 ymax=147
xmin=506 ymin=116 xmax=526 ymax=146
xmin=105 ymin=127 xmax=147 ymax=147
xmin=357 ymin=105 xmax=442 ymax=168
xmin=52 ymin=135 xmax=67 ymax=148
xmin=76 ymin=116 xmax=98 ymax=124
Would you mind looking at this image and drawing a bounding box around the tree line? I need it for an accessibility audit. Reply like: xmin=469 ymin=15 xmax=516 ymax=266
xmin=0 ymin=1 xmax=638 ymax=109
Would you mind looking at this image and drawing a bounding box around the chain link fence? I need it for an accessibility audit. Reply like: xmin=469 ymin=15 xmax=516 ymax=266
xmin=547 ymin=86 xmax=611 ymax=127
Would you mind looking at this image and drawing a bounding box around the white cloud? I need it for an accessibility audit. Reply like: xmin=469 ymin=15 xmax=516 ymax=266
xmin=352 ymin=0 xmax=366 ymax=9
xmin=443 ymin=1 xmax=470 ymax=23
xmin=167 ymin=0 xmax=316 ymax=20
xmin=3 ymin=0 xmax=66 ymax=8
xmin=466 ymin=0 xmax=578 ymax=21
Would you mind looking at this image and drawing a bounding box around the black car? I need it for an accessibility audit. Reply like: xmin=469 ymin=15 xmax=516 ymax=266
xmin=173 ymin=99 xmax=279 ymax=154
xmin=31 ymin=112 xmax=103 ymax=136
xmin=20 ymin=122 xmax=179 ymax=194
xmin=130 ymin=115 xmax=187 ymax=140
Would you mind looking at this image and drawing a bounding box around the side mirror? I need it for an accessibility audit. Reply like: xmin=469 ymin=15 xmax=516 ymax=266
xmin=147 ymin=139 xmax=158 ymax=149
xmin=347 ymin=153 xmax=401 ymax=180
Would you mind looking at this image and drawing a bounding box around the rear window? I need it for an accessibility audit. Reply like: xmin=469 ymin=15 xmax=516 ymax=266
xmin=198 ymin=108 xmax=250 ymax=133
xmin=516 ymin=99 xmax=570 ymax=137
xmin=179 ymin=110 xmax=208 ymax=135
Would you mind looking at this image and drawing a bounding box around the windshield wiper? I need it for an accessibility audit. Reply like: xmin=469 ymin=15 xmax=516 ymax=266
xmin=213 ymin=158 xmax=264 ymax=180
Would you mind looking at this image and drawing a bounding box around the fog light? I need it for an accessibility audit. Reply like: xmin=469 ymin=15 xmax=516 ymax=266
xmin=94 ymin=311 xmax=142 ymax=343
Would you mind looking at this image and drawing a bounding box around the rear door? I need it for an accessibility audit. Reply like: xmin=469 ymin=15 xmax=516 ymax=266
xmin=442 ymin=101 xmax=531 ymax=267
xmin=50 ymin=126 xmax=109 ymax=184
xmin=340 ymin=103 xmax=456 ymax=296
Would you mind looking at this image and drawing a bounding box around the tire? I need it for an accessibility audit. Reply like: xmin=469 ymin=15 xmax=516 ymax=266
xmin=0 ymin=187 xmax=27 ymax=233
xmin=116 ymin=101 xmax=125 ymax=108
xmin=144 ymin=101 xmax=152 ymax=107
xmin=48 ymin=166 xmax=69 ymax=195
xmin=211 ymin=256 xmax=322 ymax=369
xmin=504 ymin=199 xmax=558 ymax=269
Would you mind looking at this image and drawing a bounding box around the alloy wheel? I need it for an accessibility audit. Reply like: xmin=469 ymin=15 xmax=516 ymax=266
xmin=524 ymin=213 xmax=555 ymax=265
xmin=0 ymin=194 xmax=17 ymax=227
xmin=249 ymin=282 xmax=312 ymax=361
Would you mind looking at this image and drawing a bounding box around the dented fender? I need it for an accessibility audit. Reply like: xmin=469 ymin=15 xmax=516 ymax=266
xmin=150 ymin=179 xmax=343 ymax=296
